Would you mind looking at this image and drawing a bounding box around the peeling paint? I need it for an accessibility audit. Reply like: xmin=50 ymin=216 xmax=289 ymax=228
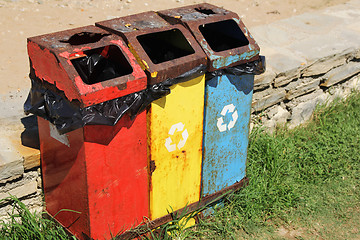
xmin=142 ymin=60 xmax=149 ymax=70
xmin=27 ymin=26 xmax=147 ymax=107
xmin=151 ymin=71 xmax=158 ymax=78
xmin=59 ymin=51 xmax=71 ymax=59
xmin=212 ymin=49 xmax=259 ymax=69
xmin=73 ymin=46 xmax=92 ymax=52
xmin=127 ymin=43 xmax=147 ymax=71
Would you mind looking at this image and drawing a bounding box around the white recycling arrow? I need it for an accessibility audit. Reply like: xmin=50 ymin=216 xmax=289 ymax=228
xmin=168 ymin=122 xmax=184 ymax=135
xmin=217 ymin=103 xmax=238 ymax=132
xmin=227 ymin=110 xmax=238 ymax=130
xmin=216 ymin=117 xmax=227 ymax=132
xmin=177 ymin=129 xmax=188 ymax=149
xmin=165 ymin=137 xmax=177 ymax=152
xmin=220 ymin=103 xmax=236 ymax=116
xmin=165 ymin=122 xmax=189 ymax=152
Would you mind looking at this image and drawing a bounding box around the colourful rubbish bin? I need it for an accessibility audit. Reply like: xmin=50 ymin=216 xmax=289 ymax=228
xmin=27 ymin=26 xmax=149 ymax=240
xmin=96 ymin=12 xmax=207 ymax=220
xmin=159 ymin=4 xmax=262 ymax=197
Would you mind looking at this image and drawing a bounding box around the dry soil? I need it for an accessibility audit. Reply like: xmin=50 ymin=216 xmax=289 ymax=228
xmin=0 ymin=0 xmax=349 ymax=96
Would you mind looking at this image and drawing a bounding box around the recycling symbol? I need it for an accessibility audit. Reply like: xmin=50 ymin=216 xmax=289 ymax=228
xmin=165 ymin=122 xmax=189 ymax=152
xmin=217 ymin=103 xmax=238 ymax=132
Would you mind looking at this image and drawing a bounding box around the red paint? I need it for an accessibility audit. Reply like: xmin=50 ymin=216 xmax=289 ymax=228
xmin=27 ymin=41 xmax=81 ymax=101
xmin=59 ymin=51 xmax=71 ymax=59
xmin=100 ymin=45 xmax=110 ymax=57
xmin=73 ymin=46 xmax=92 ymax=52
xmin=39 ymin=112 xmax=149 ymax=240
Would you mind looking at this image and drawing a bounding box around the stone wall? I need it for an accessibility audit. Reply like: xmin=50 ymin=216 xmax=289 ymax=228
xmin=253 ymin=48 xmax=360 ymax=131
xmin=0 ymin=167 xmax=42 ymax=219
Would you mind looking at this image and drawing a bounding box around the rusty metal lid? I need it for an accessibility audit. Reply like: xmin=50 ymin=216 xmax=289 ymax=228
xmin=27 ymin=25 xmax=147 ymax=107
xmin=158 ymin=3 xmax=260 ymax=72
xmin=96 ymin=11 xmax=207 ymax=85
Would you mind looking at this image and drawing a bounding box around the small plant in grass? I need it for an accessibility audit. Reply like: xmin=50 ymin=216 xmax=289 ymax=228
xmin=136 ymin=206 xmax=198 ymax=240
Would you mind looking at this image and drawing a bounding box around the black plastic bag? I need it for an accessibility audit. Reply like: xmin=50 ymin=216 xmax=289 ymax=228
xmin=205 ymin=55 xmax=266 ymax=81
xmin=24 ymin=56 xmax=265 ymax=134
xmin=24 ymin=64 xmax=206 ymax=134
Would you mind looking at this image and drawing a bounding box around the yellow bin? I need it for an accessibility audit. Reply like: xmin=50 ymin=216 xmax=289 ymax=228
xmin=148 ymin=75 xmax=205 ymax=219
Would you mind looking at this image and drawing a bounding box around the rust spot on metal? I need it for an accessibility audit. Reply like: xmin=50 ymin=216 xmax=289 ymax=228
xmin=149 ymin=160 xmax=156 ymax=175
xmin=157 ymin=3 xmax=260 ymax=71
xmin=59 ymin=32 xmax=110 ymax=45
xmin=96 ymin=11 xmax=207 ymax=85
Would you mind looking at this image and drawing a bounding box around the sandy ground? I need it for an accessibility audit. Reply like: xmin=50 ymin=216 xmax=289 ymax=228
xmin=0 ymin=0 xmax=349 ymax=98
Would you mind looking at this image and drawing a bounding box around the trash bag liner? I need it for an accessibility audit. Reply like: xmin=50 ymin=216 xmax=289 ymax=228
xmin=205 ymin=55 xmax=266 ymax=81
xmin=24 ymin=64 xmax=205 ymax=134
xmin=71 ymin=51 xmax=132 ymax=85
xmin=24 ymin=56 xmax=265 ymax=134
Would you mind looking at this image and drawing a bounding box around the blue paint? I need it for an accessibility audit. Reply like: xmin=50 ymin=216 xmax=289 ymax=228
xmin=202 ymin=74 xmax=254 ymax=196
xmin=232 ymin=17 xmax=241 ymax=24
xmin=211 ymin=49 xmax=259 ymax=69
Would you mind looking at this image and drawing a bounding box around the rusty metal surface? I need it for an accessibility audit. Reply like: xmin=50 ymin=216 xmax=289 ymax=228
xmin=115 ymin=178 xmax=249 ymax=240
xmin=202 ymin=74 xmax=254 ymax=197
xmin=158 ymin=3 xmax=260 ymax=71
xmin=96 ymin=11 xmax=207 ymax=85
xmin=28 ymin=25 xmax=147 ymax=107
xmin=147 ymin=75 xmax=205 ymax=220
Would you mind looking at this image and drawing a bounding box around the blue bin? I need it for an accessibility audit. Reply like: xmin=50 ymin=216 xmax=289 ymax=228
xmin=202 ymin=74 xmax=254 ymax=195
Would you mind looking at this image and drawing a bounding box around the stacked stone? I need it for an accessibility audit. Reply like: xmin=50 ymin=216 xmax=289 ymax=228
xmin=252 ymin=48 xmax=360 ymax=130
xmin=0 ymin=167 xmax=42 ymax=220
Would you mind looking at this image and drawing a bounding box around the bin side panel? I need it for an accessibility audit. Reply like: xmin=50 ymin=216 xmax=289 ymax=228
xmin=84 ymin=112 xmax=149 ymax=239
xmin=202 ymin=74 xmax=254 ymax=196
xmin=149 ymin=75 xmax=205 ymax=219
xmin=38 ymin=117 xmax=90 ymax=239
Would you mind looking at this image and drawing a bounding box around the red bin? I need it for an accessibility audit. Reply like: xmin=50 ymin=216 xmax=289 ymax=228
xmin=27 ymin=26 xmax=148 ymax=239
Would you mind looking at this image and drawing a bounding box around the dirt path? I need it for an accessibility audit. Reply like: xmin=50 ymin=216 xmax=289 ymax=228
xmin=0 ymin=0 xmax=349 ymax=96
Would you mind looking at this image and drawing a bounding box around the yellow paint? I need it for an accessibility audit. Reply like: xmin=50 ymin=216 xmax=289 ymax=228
xmin=151 ymin=71 xmax=158 ymax=78
xmin=142 ymin=60 xmax=149 ymax=69
xmin=148 ymin=75 xmax=205 ymax=220
xmin=128 ymin=43 xmax=147 ymax=71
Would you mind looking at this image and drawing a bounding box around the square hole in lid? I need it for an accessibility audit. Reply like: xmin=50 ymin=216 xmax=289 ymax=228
xmin=199 ymin=19 xmax=249 ymax=52
xmin=71 ymin=45 xmax=133 ymax=85
xmin=137 ymin=29 xmax=195 ymax=64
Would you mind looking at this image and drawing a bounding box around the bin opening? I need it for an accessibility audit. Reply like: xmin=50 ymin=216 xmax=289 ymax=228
xmin=60 ymin=32 xmax=110 ymax=45
xmin=199 ymin=19 xmax=249 ymax=52
xmin=136 ymin=29 xmax=195 ymax=64
xmin=71 ymin=45 xmax=133 ymax=85
xmin=195 ymin=7 xmax=215 ymax=15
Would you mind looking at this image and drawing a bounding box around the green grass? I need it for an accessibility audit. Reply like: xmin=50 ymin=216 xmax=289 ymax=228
xmin=0 ymin=196 xmax=76 ymax=240
xmin=1 ymin=91 xmax=359 ymax=239
xmin=189 ymin=91 xmax=360 ymax=239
